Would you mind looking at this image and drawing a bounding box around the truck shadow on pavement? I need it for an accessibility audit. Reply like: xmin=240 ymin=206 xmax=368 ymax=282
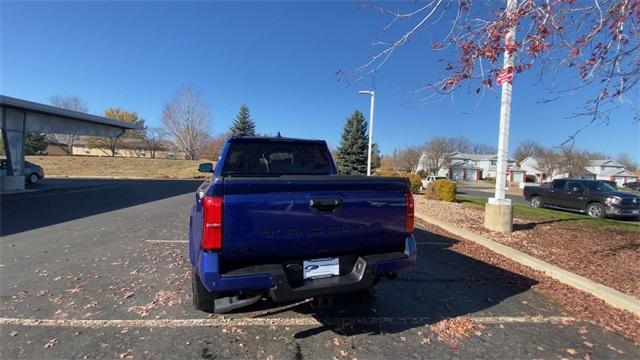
xmin=237 ymin=227 xmax=537 ymax=338
xmin=1 ymin=178 xmax=203 ymax=236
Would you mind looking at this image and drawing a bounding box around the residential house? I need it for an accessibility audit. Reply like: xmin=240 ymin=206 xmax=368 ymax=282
xmin=519 ymin=157 xmax=634 ymax=185
xmin=417 ymin=151 xmax=526 ymax=182
xmin=585 ymin=159 xmax=637 ymax=186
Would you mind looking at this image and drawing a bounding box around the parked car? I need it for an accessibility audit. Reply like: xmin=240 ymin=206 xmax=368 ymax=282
xmin=523 ymin=179 xmax=640 ymax=218
xmin=189 ymin=136 xmax=417 ymax=313
xmin=421 ymin=175 xmax=453 ymax=190
xmin=426 ymin=175 xmax=449 ymax=182
xmin=623 ymin=181 xmax=640 ymax=191
xmin=0 ymin=158 xmax=44 ymax=184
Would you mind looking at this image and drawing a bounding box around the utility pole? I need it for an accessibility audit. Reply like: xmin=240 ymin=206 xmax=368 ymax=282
xmin=484 ymin=0 xmax=517 ymax=233
xmin=358 ymin=90 xmax=375 ymax=176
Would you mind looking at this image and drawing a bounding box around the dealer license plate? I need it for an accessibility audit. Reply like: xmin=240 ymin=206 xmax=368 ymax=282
xmin=303 ymin=258 xmax=339 ymax=279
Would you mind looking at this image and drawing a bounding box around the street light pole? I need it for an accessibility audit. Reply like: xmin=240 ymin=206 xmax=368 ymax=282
xmin=491 ymin=0 xmax=517 ymax=205
xmin=358 ymin=90 xmax=375 ymax=176
xmin=485 ymin=0 xmax=517 ymax=233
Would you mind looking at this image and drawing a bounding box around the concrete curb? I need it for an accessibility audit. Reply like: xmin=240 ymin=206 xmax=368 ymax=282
xmin=415 ymin=211 xmax=640 ymax=317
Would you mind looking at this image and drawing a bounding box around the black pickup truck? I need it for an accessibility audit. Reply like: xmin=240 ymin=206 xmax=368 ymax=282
xmin=523 ymin=179 xmax=640 ymax=218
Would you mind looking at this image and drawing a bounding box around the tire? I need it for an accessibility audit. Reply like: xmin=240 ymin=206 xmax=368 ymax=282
xmin=586 ymin=202 xmax=606 ymax=218
xmin=530 ymin=196 xmax=543 ymax=208
xmin=27 ymin=173 xmax=39 ymax=184
xmin=191 ymin=271 xmax=216 ymax=313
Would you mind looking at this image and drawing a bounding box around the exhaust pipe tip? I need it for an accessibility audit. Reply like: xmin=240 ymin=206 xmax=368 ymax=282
xmin=213 ymin=293 xmax=263 ymax=313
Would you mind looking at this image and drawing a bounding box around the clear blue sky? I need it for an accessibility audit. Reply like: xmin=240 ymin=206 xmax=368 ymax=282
xmin=2 ymin=1 xmax=638 ymax=159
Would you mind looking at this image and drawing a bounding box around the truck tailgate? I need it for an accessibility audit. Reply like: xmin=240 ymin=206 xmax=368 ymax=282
xmin=221 ymin=176 xmax=409 ymax=265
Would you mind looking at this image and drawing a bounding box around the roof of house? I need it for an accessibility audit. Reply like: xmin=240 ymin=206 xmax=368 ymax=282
xmin=588 ymin=159 xmax=624 ymax=167
xmin=449 ymin=152 xmax=515 ymax=162
xmin=597 ymin=168 xmax=636 ymax=177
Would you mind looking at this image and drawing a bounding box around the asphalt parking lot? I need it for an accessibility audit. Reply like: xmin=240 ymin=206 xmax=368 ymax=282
xmin=2 ymin=179 xmax=639 ymax=359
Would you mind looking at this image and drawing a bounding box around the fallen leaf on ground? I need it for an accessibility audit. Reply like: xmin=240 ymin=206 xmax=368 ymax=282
xmin=44 ymin=338 xmax=58 ymax=349
xmin=429 ymin=316 xmax=477 ymax=344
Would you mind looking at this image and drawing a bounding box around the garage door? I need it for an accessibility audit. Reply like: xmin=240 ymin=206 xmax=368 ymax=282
xmin=464 ymin=170 xmax=476 ymax=181
xmin=512 ymin=172 xmax=524 ymax=183
xmin=452 ymin=169 xmax=464 ymax=180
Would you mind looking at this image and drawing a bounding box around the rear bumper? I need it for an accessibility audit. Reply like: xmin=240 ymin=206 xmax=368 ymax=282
xmin=196 ymin=235 xmax=417 ymax=302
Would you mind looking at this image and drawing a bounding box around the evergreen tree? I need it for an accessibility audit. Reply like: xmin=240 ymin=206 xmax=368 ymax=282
xmin=336 ymin=110 xmax=369 ymax=175
xmin=371 ymin=143 xmax=382 ymax=170
xmin=229 ymin=105 xmax=256 ymax=136
xmin=25 ymin=133 xmax=47 ymax=155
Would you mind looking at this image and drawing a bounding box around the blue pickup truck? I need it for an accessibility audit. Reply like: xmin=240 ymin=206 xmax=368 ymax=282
xmin=189 ymin=136 xmax=417 ymax=313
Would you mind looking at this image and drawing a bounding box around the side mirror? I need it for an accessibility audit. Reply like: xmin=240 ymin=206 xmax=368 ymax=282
xmin=198 ymin=163 xmax=214 ymax=173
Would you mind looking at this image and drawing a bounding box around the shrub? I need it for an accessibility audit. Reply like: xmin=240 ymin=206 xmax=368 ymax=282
xmin=416 ymin=170 xmax=428 ymax=179
xmin=434 ymin=179 xmax=457 ymax=202
xmin=406 ymin=173 xmax=422 ymax=193
xmin=375 ymin=171 xmax=421 ymax=193
xmin=424 ymin=181 xmax=438 ymax=200
xmin=483 ymin=176 xmax=495 ymax=183
xmin=376 ymin=170 xmax=399 ymax=177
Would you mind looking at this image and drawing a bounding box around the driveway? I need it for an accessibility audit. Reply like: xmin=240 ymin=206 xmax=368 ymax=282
xmin=1 ymin=179 xmax=638 ymax=359
xmin=456 ymin=187 xmax=529 ymax=206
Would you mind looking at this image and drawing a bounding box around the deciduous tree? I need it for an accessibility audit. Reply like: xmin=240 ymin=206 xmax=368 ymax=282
xmin=143 ymin=127 xmax=166 ymax=159
xmin=534 ymin=147 xmax=563 ymax=180
xmin=202 ymin=132 xmax=231 ymax=161
xmin=351 ymin=0 xmax=640 ymax=144
xmin=89 ymin=108 xmax=143 ymax=156
xmin=49 ymin=95 xmax=89 ymax=155
xmin=423 ymin=137 xmax=453 ymax=175
xmin=161 ymin=86 xmax=212 ymax=160
xmin=393 ymin=145 xmax=424 ymax=172
xmin=514 ymin=140 xmax=542 ymax=164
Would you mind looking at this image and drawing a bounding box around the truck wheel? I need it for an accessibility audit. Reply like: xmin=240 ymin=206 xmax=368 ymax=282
xmin=586 ymin=203 xmax=606 ymax=218
xmin=192 ymin=271 xmax=216 ymax=313
xmin=530 ymin=196 xmax=543 ymax=208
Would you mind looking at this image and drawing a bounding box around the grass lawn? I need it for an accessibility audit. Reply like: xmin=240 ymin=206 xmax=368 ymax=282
xmin=27 ymin=156 xmax=210 ymax=179
xmin=457 ymin=195 xmax=640 ymax=233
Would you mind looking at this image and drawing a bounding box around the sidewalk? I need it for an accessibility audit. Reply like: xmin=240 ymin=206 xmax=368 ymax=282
xmin=415 ymin=210 xmax=640 ymax=317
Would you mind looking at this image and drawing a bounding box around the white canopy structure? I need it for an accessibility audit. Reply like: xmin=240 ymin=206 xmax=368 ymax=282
xmin=1 ymin=95 xmax=140 ymax=191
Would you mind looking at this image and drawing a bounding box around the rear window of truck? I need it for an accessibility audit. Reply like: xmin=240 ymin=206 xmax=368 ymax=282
xmin=222 ymin=141 xmax=332 ymax=176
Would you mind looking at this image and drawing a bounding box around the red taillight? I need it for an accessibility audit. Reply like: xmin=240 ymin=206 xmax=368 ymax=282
xmin=405 ymin=192 xmax=414 ymax=234
xmin=202 ymin=196 xmax=223 ymax=250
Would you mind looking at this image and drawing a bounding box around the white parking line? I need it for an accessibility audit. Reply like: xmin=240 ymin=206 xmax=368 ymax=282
xmin=145 ymin=240 xmax=188 ymax=244
xmin=0 ymin=316 xmax=576 ymax=328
